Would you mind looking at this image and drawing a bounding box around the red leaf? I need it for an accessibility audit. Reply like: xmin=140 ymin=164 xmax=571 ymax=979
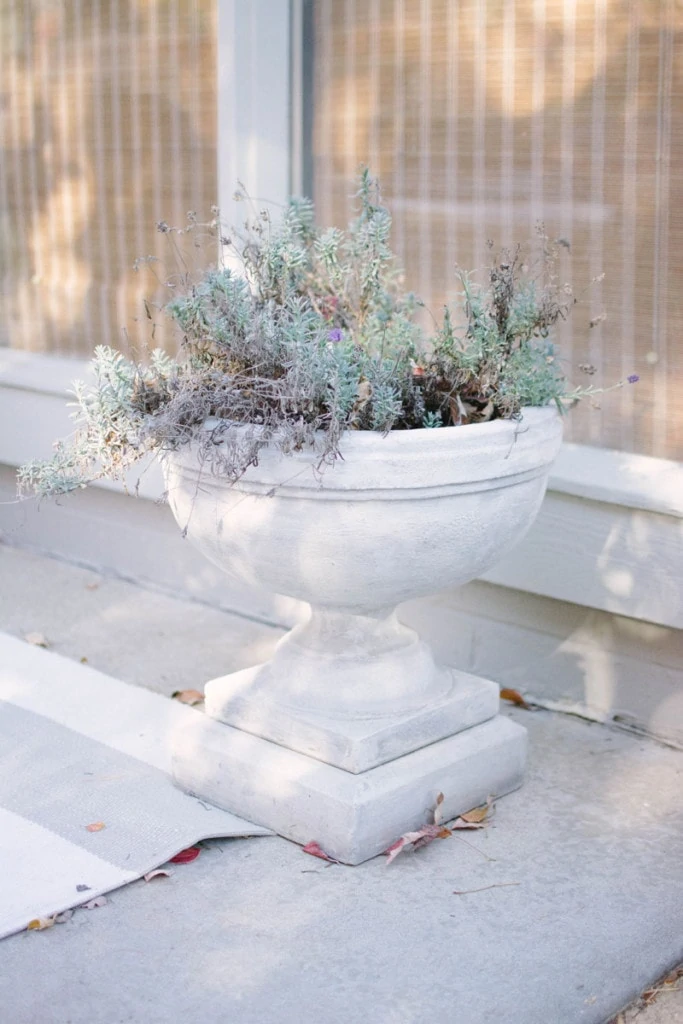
xmin=302 ymin=841 xmax=338 ymax=863
xmin=169 ymin=846 xmax=200 ymax=864
xmin=385 ymin=825 xmax=451 ymax=864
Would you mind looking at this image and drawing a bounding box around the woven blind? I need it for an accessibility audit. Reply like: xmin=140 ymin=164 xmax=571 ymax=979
xmin=312 ymin=0 xmax=682 ymax=458
xmin=0 ymin=0 xmax=217 ymax=357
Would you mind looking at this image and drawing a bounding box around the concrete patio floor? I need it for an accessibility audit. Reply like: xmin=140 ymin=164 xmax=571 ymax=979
xmin=1 ymin=542 xmax=682 ymax=1024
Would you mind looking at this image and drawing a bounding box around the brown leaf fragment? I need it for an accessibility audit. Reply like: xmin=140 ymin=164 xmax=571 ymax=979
xmin=636 ymin=966 xmax=683 ymax=1010
xmin=55 ymin=910 xmax=74 ymax=924
xmin=449 ymin=394 xmax=470 ymax=426
xmin=302 ymin=841 xmax=339 ymax=863
xmin=459 ymin=796 xmax=495 ymax=825
xmin=23 ymin=632 xmax=49 ymax=648
xmin=458 ymin=808 xmax=488 ymax=825
xmin=27 ymin=916 xmax=55 ymax=931
xmin=171 ymin=689 xmax=205 ymax=706
xmin=477 ymin=400 xmax=495 ymax=422
xmin=85 ymin=822 xmax=105 ymax=833
xmin=449 ymin=817 xmax=486 ymax=831
xmin=500 ymin=687 xmax=532 ymax=710
xmin=433 ymin=792 xmax=445 ymax=825
xmin=76 ymin=885 xmax=90 ymax=893
xmin=80 ymin=656 xmax=88 ymax=664
xmin=144 ymin=869 xmax=171 ymax=882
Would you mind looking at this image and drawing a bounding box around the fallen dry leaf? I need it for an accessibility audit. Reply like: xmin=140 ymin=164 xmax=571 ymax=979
xmin=171 ymin=690 xmax=205 ymax=706
xmin=629 ymin=965 xmax=683 ymax=1014
xmin=449 ymin=393 xmax=470 ymax=426
xmin=144 ymin=869 xmax=172 ymax=882
xmin=85 ymin=822 xmax=106 ymax=833
xmin=76 ymin=884 xmax=91 ymax=893
xmin=459 ymin=796 xmax=495 ymax=825
xmin=385 ymin=825 xmax=452 ymax=864
xmin=27 ymin=916 xmax=55 ymax=931
xmin=448 ymin=817 xmax=486 ymax=831
xmin=80 ymin=656 xmax=88 ymax=664
xmin=500 ymin=687 xmax=532 ymax=710
xmin=386 ymin=790 xmax=498 ymax=864
xmin=55 ymin=910 xmax=74 ymax=923
xmin=458 ymin=808 xmax=489 ymax=825
xmin=169 ymin=846 xmax=200 ymax=864
xmin=302 ymin=841 xmax=338 ymax=863
xmin=23 ymin=632 xmax=49 ymax=648
xmin=82 ymin=896 xmax=108 ymax=910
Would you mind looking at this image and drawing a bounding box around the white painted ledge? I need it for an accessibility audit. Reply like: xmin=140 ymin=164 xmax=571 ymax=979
xmin=0 ymin=349 xmax=92 ymax=397
xmin=1 ymin=349 xmax=681 ymax=627
xmin=550 ymin=443 xmax=682 ymax=520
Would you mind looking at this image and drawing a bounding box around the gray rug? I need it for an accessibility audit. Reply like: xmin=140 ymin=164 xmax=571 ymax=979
xmin=0 ymin=632 xmax=270 ymax=939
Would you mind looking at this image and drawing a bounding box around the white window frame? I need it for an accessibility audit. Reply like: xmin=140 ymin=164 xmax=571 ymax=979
xmin=0 ymin=0 xmax=681 ymax=631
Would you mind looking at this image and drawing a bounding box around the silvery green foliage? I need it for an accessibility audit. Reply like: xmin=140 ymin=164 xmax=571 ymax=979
xmin=18 ymin=346 xmax=176 ymax=496
xmin=19 ymin=171 xmax=620 ymax=500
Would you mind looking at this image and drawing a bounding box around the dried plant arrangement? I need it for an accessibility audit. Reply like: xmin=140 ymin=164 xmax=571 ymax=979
xmin=18 ymin=170 xmax=637 ymax=499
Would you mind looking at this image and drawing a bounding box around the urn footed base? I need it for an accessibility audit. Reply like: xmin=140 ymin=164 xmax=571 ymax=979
xmin=171 ymin=713 xmax=527 ymax=865
xmin=205 ymin=664 xmax=500 ymax=773
xmin=203 ymin=605 xmax=501 ymax=773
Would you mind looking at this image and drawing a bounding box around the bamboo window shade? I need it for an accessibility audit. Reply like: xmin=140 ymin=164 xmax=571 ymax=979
xmin=0 ymin=0 xmax=217 ymax=359
xmin=312 ymin=0 xmax=682 ymax=459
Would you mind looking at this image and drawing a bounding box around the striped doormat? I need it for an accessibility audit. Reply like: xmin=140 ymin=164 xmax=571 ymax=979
xmin=0 ymin=632 xmax=271 ymax=939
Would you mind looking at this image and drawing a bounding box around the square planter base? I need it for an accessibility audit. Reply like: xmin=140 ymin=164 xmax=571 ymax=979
xmin=204 ymin=666 xmax=500 ymax=773
xmin=171 ymin=713 xmax=527 ymax=865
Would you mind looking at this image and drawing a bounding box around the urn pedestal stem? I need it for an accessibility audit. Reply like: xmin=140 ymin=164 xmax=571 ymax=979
xmin=200 ymin=602 xmax=502 ymax=773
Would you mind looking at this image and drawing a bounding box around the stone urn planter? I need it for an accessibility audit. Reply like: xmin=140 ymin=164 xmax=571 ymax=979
xmin=164 ymin=406 xmax=563 ymax=863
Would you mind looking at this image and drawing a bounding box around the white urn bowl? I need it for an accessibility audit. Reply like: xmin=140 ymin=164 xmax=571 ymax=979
xmin=164 ymin=406 xmax=562 ymax=864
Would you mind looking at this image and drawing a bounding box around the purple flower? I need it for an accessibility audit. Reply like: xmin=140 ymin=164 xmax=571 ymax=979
xmin=627 ymin=374 xmax=640 ymax=384
xmin=327 ymin=328 xmax=343 ymax=343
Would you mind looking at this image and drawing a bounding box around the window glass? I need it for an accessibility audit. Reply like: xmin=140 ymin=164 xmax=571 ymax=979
xmin=0 ymin=0 xmax=217 ymax=357
xmin=311 ymin=0 xmax=682 ymax=458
